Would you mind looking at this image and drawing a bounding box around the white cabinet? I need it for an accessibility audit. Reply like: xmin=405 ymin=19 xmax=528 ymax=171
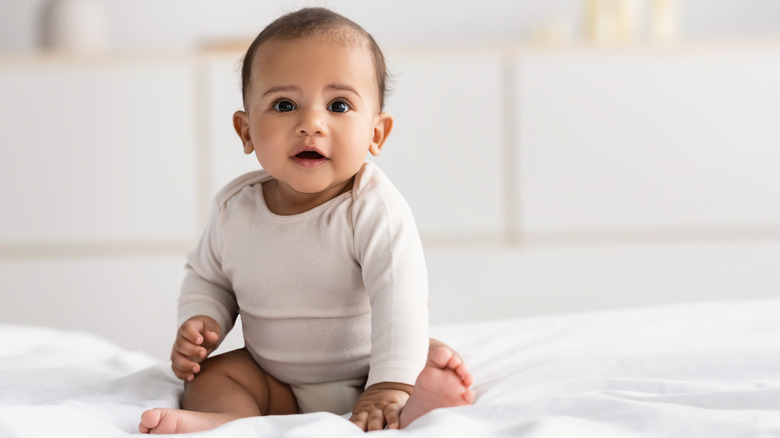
xmin=381 ymin=53 xmax=507 ymax=239
xmin=198 ymin=54 xmax=259 ymax=200
xmin=514 ymin=46 xmax=780 ymax=236
xmin=0 ymin=57 xmax=199 ymax=244
xmin=6 ymin=45 xmax=774 ymax=248
xmin=0 ymin=256 xmax=183 ymax=358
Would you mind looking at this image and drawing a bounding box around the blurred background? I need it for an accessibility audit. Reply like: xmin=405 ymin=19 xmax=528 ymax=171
xmin=1 ymin=0 xmax=779 ymax=359
xmin=2 ymin=0 xmax=780 ymax=52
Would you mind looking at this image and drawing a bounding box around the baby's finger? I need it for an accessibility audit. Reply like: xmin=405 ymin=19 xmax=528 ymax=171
xmin=172 ymin=367 xmax=195 ymax=382
xmin=200 ymin=319 xmax=221 ymax=348
xmin=173 ymin=336 xmax=207 ymax=359
xmin=171 ymin=351 xmax=199 ymax=378
xmin=179 ymin=321 xmax=205 ymax=345
xmin=171 ymin=349 xmax=198 ymax=369
xmin=348 ymin=410 xmax=369 ymax=431
xmin=366 ymin=408 xmax=385 ymax=431
xmin=384 ymin=403 xmax=402 ymax=429
xmin=170 ymin=358 xmax=196 ymax=381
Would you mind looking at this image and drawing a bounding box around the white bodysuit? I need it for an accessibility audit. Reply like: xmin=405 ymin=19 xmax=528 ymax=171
xmin=178 ymin=162 xmax=429 ymax=414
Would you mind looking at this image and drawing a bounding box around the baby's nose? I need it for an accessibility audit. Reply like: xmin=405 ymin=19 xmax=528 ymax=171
xmin=296 ymin=108 xmax=326 ymax=135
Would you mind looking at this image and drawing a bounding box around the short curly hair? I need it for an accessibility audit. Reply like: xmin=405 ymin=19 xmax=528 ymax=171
xmin=240 ymin=7 xmax=389 ymax=110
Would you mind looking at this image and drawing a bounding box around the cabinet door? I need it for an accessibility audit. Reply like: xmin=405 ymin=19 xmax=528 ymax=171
xmin=0 ymin=60 xmax=199 ymax=243
xmin=381 ymin=53 xmax=507 ymax=239
xmin=515 ymin=48 xmax=780 ymax=236
xmin=200 ymin=54 xmax=260 ymax=199
xmin=0 ymin=257 xmax=183 ymax=359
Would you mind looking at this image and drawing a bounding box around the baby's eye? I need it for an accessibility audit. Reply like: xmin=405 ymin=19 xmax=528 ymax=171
xmin=273 ymin=100 xmax=296 ymax=112
xmin=328 ymin=100 xmax=351 ymax=113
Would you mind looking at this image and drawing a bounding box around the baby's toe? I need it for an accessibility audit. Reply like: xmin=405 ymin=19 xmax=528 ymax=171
xmin=428 ymin=346 xmax=454 ymax=369
xmin=446 ymin=353 xmax=463 ymax=371
xmin=139 ymin=409 xmax=162 ymax=433
xmin=455 ymin=362 xmax=473 ymax=380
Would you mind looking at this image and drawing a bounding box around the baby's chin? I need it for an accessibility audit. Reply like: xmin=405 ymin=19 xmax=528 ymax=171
xmin=287 ymin=179 xmax=353 ymax=198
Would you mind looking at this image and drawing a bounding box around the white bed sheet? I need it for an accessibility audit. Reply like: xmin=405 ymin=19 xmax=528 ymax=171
xmin=2 ymin=298 xmax=780 ymax=437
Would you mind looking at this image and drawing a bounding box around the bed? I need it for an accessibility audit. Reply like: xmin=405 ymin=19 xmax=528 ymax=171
xmin=2 ymin=297 xmax=779 ymax=437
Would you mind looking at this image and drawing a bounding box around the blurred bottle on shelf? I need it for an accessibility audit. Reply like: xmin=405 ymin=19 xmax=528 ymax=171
xmin=40 ymin=0 xmax=109 ymax=53
xmin=649 ymin=0 xmax=678 ymax=43
xmin=584 ymin=0 xmax=678 ymax=45
xmin=529 ymin=19 xmax=572 ymax=46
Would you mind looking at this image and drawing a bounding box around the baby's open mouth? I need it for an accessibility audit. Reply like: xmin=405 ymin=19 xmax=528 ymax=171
xmin=292 ymin=150 xmax=328 ymax=168
xmin=295 ymin=151 xmax=325 ymax=160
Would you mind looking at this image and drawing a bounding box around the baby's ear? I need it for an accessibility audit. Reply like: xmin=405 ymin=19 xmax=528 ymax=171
xmin=369 ymin=112 xmax=393 ymax=156
xmin=233 ymin=110 xmax=254 ymax=154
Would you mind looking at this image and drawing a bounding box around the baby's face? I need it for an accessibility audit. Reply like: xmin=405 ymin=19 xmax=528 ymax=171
xmin=241 ymin=36 xmax=386 ymax=197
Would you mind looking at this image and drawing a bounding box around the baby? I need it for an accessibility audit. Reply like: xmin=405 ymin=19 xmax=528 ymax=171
xmin=139 ymin=7 xmax=474 ymax=434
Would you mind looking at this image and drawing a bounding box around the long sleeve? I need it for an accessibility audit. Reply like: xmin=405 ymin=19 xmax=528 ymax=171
xmin=352 ymin=164 xmax=429 ymax=388
xmin=177 ymin=195 xmax=238 ymax=341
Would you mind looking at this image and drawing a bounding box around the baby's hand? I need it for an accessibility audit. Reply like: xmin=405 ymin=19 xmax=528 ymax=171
xmin=170 ymin=315 xmax=221 ymax=381
xmin=349 ymin=382 xmax=412 ymax=431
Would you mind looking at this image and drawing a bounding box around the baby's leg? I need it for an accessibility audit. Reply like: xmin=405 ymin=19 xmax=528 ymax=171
xmin=399 ymin=340 xmax=475 ymax=429
xmin=139 ymin=349 xmax=297 ymax=434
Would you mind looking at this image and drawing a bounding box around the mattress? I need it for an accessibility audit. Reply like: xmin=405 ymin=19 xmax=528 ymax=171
xmin=2 ymin=298 xmax=780 ymax=437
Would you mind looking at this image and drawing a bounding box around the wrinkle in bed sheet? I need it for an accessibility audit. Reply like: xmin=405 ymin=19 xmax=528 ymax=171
xmin=2 ymin=298 xmax=780 ymax=437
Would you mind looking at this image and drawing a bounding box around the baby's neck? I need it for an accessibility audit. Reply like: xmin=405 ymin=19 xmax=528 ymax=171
xmin=262 ymin=178 xmax=354 ymax=216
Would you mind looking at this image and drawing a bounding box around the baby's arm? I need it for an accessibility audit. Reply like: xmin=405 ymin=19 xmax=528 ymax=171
xmin=173 ymin=192 xmax=240 ymax=382
xmin=350 ymin=167 xmax=431 ymax=430
xmin=348 ymin=382 xmax=413 ymax=431
xmin=170 ymin=315 xmax=221 ymax=381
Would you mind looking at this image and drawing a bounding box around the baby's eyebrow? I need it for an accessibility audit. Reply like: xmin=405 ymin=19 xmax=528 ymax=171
xmin=262 ymin=85 xmax=299 ymax=96
xmin=261 ymin=84 xmax=360 ymax=99
xmin=326 ymin=83 xmax=360 ymax=97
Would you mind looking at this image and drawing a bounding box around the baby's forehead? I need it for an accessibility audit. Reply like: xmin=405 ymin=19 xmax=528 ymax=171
xmin=250 ymin=36 xmax=381 ymax=102
xmin=255 ymin=34 xmax=373 ymax=71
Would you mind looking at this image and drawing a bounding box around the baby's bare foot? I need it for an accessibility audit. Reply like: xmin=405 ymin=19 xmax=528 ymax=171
xmin=138 ymin=408 xmax=236 ymax=434
xmin=399 ymin=346 xmax=475 ymax=428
